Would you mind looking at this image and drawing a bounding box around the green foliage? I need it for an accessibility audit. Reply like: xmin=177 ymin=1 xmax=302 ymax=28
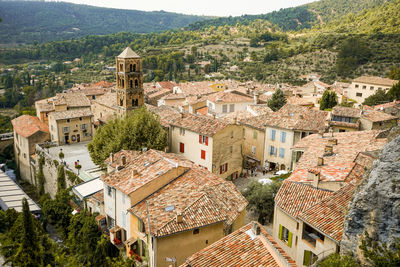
xmin=0 ymin=198 xmax=55 ymax=266
xmin=242 ymin=181 xmax=282 ymax=224
xmin=320 ymin=91 xmax=338 ymax=110
xmin=388 ymin=67 xmax=400 ymax=80
xmin=0 ymin=1 xmax=206 ymax=44
xmin=387 ymin=82 xmax=400 ymax=101
xmin=66 ymin=212 xmax=118 ymax=266
xmin=88 ymin=107 xmax=168 ymax=166
xmin=317 ymin=253 xmax=360 ymax=267
xmin=37 ymin=155 xmax=46 ymax=195
xmin=267 ymin=89 xmax=287 ymax=111
xmin=336 ymin=37 xmax=371 ymax=77
xmin=363 ymin=88 xmax=391 ymax=106
xmin=360 ymin=232 xmax=400 ymax=267
xmin=57 ymin=165 xmax=66 ymax=191
xmin=66 ymin=170 xmax=80 ymax=184
xmin=40 ymin=189 xmax=73 ymax=239
xmin=0 ymin=114 xmax=12 ymax=133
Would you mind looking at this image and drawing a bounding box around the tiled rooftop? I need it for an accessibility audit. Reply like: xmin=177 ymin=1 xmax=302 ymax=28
xmin=374 ymin=100 xmax=400 ymax=110
xmin=275 ymin=181 xmax=333 ymax=218
xmin=157 ymin=81 xmax=176 ymax=90
xmin=11 ymin=115 xmax=49 ymax=138
xmin=242 ymin=104 xmax=328 ymax=132
xmin=247 ymin=104 xmax=273 ymax=115
xmin=293 ymin=131 xmax=387 ymax=170
xmin=181 ymin=222 xmax=297 ymax=267
xmin=176 ymin=82 xmax=216 ymax=96
xmin=147 ymin=105 xmax=183 ymax=128
xmin=219 ymin=110 xmax=255 ymax=124
xmin=94 ymin=92 xmax=116 ymax=108
xmin=353 ymin=76 xmax=398 ymax=87
xmin=101 ymin=150 xmax=247 ymax=237
xmin=53 ymin=92 xmax=91 ymax=107
xmin=170 ymin=113 xmax=229 ymax=136
xmin=331 ymin=106 xmax=361 ymax=118
xmin=104 ymin=150 xmax=141 ymax=169
xmin=287 ymin=96 xmax=314 ymax=106
xmin=207 ymin=90 xmax=253 ymax=103
xmin=49 ymin=108 xmax=93 ymax=121
xmin=289 ymin=163 xmax=355 ymax=183
xmin=361 ymin=109 xmax=397 ymax=122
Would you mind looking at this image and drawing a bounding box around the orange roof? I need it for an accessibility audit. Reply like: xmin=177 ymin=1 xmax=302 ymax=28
xmin=170 ymin=113 xmax=230 ymax=136
xmin=92 ymin=81 xmax=113 ymax=88
xmin=157 ymin=81 xmax=176 ymax=90
xmin=181 ymin=222 xmax=297 ymax=267
xmin=275 ymin=181 xmax=333 ymax=218
xmin=353 ymin=76 xmax=398 ymax=87
xmin=11 ymin=115 xmax=49 ymax=138
xmin=196 ymin=106 xmax=208 ymax=116
xmin=207 ymin=90 xmax=253 ymax=103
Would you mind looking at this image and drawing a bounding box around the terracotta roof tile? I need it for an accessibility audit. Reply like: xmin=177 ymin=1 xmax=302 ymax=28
xmin=181 ymin=222 xmax=297 ymax=267
xmin=12 ymin=115 xmax=49 ymax=138
xmin=207 ymin=90 xmax=253 ymax=103
xmin=94 ymin=92 xmax=116 ymax=108
xmin=170 ymin=113 xmax=229 ymax=136
xmin=353 ymin=76 xmax=398 ymax=87
xmin=361 ymin=109 xmax=397 ymax=122
xmin=275 ymin=181 xmax=333 ymax=218
xmin=49 ymin=108 xmax=93 ymax=120
xmin=148 ymin=105 xmax=183 ymax=128
xmin=105 ymin=150 xmax=141 ymax=168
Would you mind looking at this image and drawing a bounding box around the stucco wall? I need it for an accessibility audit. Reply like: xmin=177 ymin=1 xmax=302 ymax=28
xmin=243 ymin=125 xmax=265 ymax=165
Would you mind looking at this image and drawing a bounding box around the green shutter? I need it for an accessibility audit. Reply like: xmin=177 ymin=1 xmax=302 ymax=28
xmin=288 ymin=232 xmax=293 ymax=248
xmin=303 ymin=250 xmax=311 ymax=266
xmin=138 ymin=219 xmax=141 ymax=231
xmin=138 ymin=238 xmax=142 ymax=255
xmin=279 ymin=224 xmax=283 ymax=240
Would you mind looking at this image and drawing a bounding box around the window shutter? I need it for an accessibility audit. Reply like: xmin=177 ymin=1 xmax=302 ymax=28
xmin=199 ymin=134 xmax=202 ymax=143
xmin=288 ymin=232 xmax=293 ymax=248
xmin=205 ymin=136 xmax=208 ymax=146
xmin=303 ymin=250 xmax=311 ymax=266
xmin=279 ymin=224 xmax=283 ymax=240
xmin=138 ymin=220 xmax=141 ymax=231
xmin=220 ymin=165 xmax=222 ymax=174
xmin=225 ymin=163 xmax=228 ymax=171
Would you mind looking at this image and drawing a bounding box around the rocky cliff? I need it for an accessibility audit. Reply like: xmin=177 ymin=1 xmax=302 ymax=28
xmin=341 ymin=131 xmax=400 ymax=260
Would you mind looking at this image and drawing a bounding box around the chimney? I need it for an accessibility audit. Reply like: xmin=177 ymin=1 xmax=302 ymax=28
xmin=176 ymin=212 xmax=183 ymax=223
xmin=328 ymin=138 xmax=337 ymax=146
xmin=317 ymin=157 xmax=324 ymax=166
xmin=110 ymin=152 xmax=114 ymax=162
xmin=251 ymin=221 xmax=261 ymax=236
xmin=324 ymin=145 xmax=333 ymax=156
xmin=308 ymin=169 xmax=321 ymax=188
xmin=121 ymin=155 xmax=126 ymax=165
xmin=253 ymin=93 xmax=259 ymax=105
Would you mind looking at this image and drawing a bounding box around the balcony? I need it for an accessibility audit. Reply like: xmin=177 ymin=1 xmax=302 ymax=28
xmin=302 ymin=224 xmax=325 ymax=248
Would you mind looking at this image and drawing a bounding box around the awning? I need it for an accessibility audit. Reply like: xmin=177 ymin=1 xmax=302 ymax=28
xmin=125 ymin=236 xmax=138 ymax=246
xmin=245 ymin=155 xmax=260 ymax=163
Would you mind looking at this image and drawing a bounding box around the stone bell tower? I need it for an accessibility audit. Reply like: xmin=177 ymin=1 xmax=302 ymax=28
xmin=115 ymin=47 xmax=144 ymax=113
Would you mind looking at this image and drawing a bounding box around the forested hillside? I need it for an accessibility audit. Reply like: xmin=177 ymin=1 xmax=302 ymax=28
xmin=0 ymin=1 xmax=207 ymax=44
xmin=186 ymin=0 xmax=392 ymax=31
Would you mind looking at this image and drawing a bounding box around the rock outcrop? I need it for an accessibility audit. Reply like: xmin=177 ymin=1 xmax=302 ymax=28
xmin=341 ymin=133 xmax=400 ymax=260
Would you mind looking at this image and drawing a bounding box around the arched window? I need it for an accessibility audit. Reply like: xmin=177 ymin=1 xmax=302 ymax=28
xmin=130 ymin=80 xmax=133 ymax=88
xmin=120 ymin=99 xmax=123 ymax=106
xmin=120 ymin=64 xmax=123 ymax=72
xmin=133 ymin=64 xmax=136 ymax=72
xmin=122 ymin=79 xmax=124 ymax=87
xmin=135 ymin=79 xmax=138 ymax=88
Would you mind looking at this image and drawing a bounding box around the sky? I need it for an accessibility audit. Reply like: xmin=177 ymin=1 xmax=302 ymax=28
xmin=53 ymin=0 xmax=317 ymax=17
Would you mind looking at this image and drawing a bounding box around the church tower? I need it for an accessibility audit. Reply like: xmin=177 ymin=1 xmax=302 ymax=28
xmin=115 ymin=47 xmax=144 ymax=112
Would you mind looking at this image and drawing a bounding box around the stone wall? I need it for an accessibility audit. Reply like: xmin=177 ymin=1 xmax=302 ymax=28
xmin=341 ymin=131 xmax=400 ymax=261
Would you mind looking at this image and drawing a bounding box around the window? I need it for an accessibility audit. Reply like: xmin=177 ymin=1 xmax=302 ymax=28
xmin=66 ymin=119 xmax=70 ymax=123
xmin=230 ymin=131 xmax=234 ymax=138
xmin=179 ymin=128 xmax=185 ymax=136
xmin=303 ymin=250 xmax=318 ymax=266
xmin=220 ymin=163 xmax=228 ymax=174
xmin=229 ymin=104 xmax=235 ymax=112
xmin=179 ymin=142 xmax=185 ymax=153
xmin=107 ymin=185 xmax=113 ymax=197
xmin=81 ymin=124 xmax=88 ymax=130
xmin=121 ymin=211 xmax=126 ymax=228
xmin=222 ymin=104 xmax=228 ymax=113
xmin=63 ymin=126 xmax=70 ymax=133
xmin=79 ymin=117 xmax=82 ymax=121
xmin=193 ymin=228 xmax=200 ymax=235
xmin=248 ymin=146 xmax=255 ymax=156
xmin=280 ymin=132 xmax=286 ymax=143
xmin=201 ymin=150 xmax=206 ymax=160
xmin=356 ymin=92 xmax=362 ymax=97
xmin=199 ymin=135 xmax=208 ymax=145
xmin=355 ymin=84 xmax=359 ymax=88
xmin=279 ymin=148 xmax=285 ymax=158
xmin=362 ymin=85 xmax=366 ymax=89
xmin=378 ymin=87 xmax=382 ymax=90
xmin=370 ymin=86 xmax=374 ymax=90
xmin=270 ymin=129 xmax=276 ymax=141
xmin=135 ymin=79 xmax=138 ymax=88
xmin=229 ymin=145 xmax=233 ymax=154
xmin=122 ymin=193 xmax=125 ymax=204
xmin=279 ymin=224 xmax=293 ymax=248
xmin=51 ymin=125 xmax=54 ymax=131
xmin=269 ymin=145 xmax=277 ymax=156
xmin=253 ymin=131 xmax=258 ymax=139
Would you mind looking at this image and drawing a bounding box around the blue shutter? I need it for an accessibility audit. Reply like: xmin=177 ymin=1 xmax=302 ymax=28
xmin=281 ymin=132 xmax=286 ymax=143
xmin=271 ymin=129 xmax=276 ymax=141
xmin=279 ymin=148 xmax=285 ymax=158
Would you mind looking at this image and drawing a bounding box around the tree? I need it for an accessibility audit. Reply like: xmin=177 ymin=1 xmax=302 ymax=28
xmin=267 ymin=89 xmax=287 ymax=111
xmin=88 ymin=107 xmax=168 ymax=166
xmin=242 ymin=181 xmax=282 ymax=224
xmin=388 ymin=67 xmax=400 ymax=80
xmin=320 ymin=91 xmax=337 ymax=110
xmin=336 ymin=38 xmax=370 ymax=77
xmin=317 ymin=253 xmax=360 ymax=267
xmin=360 ymin=233 xmax=400 ymax=267
xmin=57 ymin=165 xmax=66 ymax=191
xmin=387 ymin=82 xmax=400 ymax=101
xmin=362 ymin=89 xmax=390 ymax=106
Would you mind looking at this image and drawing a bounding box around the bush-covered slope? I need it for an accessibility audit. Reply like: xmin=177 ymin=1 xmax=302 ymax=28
xmin=0 ymin=1 xmax=207 ymax=44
